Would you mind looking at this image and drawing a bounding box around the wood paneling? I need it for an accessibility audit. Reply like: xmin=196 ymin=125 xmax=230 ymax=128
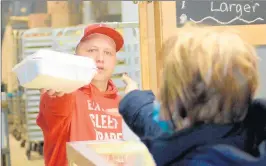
xmin=138 ymin=2 xmax=158 ymax=93
xmin=2 ymin=25 xmax=19 ymax=92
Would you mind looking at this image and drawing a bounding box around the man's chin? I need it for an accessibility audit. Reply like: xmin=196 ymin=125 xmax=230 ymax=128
xmin=92 ymin=74 xmax=108 ymax=82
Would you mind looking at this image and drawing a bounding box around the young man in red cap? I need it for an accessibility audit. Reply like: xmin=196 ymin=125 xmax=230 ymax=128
xmin=37 ymin=24 xmax=126 ymax=166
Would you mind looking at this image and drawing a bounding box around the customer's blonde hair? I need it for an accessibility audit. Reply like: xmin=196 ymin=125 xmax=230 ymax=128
xmin=159 ymin=24 xmax=259 ymax=128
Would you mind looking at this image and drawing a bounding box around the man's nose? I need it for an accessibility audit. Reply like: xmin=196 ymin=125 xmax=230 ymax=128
xmin=96 ymin=51 xmax=104 ymax=63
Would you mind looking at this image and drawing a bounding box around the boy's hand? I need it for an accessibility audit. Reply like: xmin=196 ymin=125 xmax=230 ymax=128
xmin=122 ymin=74 xmax=138 ymax=94
xmin=40 ymin=89 xmax=65 ymax=97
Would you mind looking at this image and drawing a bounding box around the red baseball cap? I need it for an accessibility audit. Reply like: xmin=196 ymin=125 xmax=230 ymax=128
xmin=80 ymin=24 xmax=124 ymax=52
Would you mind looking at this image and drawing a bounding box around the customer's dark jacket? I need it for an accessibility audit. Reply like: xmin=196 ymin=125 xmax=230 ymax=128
xmin=119 ymin=90 xmax=266 ymax=166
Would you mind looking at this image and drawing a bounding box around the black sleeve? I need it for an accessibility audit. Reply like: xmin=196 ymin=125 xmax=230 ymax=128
xmin=244 ymin=99 xmax=266 ymax=155
xmin=119 ymin=90 xmax=164 ymax=138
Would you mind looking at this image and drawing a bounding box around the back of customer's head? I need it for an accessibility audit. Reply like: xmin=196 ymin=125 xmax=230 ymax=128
xmin=159 ymin=23 xmax=259 ymax=128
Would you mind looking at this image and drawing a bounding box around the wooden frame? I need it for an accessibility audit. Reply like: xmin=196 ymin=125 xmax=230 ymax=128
xmin=138 ymin=2 xmax=158 ymax=93
xmin=154 ymin=2 xmax=163 ymax=88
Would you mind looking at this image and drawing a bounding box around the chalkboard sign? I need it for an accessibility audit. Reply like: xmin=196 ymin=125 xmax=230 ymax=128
xmin=176 ymin=0 xmax=266 ymax=26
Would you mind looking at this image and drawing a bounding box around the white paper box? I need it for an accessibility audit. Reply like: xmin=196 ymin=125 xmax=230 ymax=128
xmin=67 ymin=140 xmax=155 ymax=166
xmin=12 ymin=49 xmax=97 ymax=93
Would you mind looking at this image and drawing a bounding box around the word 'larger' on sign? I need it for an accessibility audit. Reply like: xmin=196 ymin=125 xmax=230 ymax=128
xmin=176 ymin=0 xmax=266 ymax=26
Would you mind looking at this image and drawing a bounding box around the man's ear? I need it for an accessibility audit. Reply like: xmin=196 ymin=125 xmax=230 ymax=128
xmin=75 ymin=43 xmax=81 ymax=54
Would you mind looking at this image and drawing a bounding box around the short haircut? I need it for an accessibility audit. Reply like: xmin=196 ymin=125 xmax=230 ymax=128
xmin=159 ymin=23 xmax=259 ymax=127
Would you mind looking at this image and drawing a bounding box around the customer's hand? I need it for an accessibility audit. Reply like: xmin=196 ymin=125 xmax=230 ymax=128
xmin=122 ymin=74 xmax=138 ymax=94
xmin=40 ymin=89 xmax=65 ymax=97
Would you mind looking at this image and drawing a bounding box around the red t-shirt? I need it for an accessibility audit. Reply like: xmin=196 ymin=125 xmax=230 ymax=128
xmin=36 ymin=81 xmax=123 ymax=166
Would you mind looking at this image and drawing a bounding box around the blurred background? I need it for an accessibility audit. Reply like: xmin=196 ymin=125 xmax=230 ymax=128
xmin=1 ymin=1 xmax=140 ymax=166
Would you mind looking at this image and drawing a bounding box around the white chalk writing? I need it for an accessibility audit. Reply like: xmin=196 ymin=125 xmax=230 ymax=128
xmin=211 ymin=2 xmax=260 ymax=17
xmin=187 ymin=1 xmax=264 ymax=25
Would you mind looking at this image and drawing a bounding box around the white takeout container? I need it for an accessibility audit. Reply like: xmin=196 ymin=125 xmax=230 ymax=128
xmin=67 ymin=140 xmax=155 ymax=166
xmin=12 ymin=49 xmax=97 ymax=93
